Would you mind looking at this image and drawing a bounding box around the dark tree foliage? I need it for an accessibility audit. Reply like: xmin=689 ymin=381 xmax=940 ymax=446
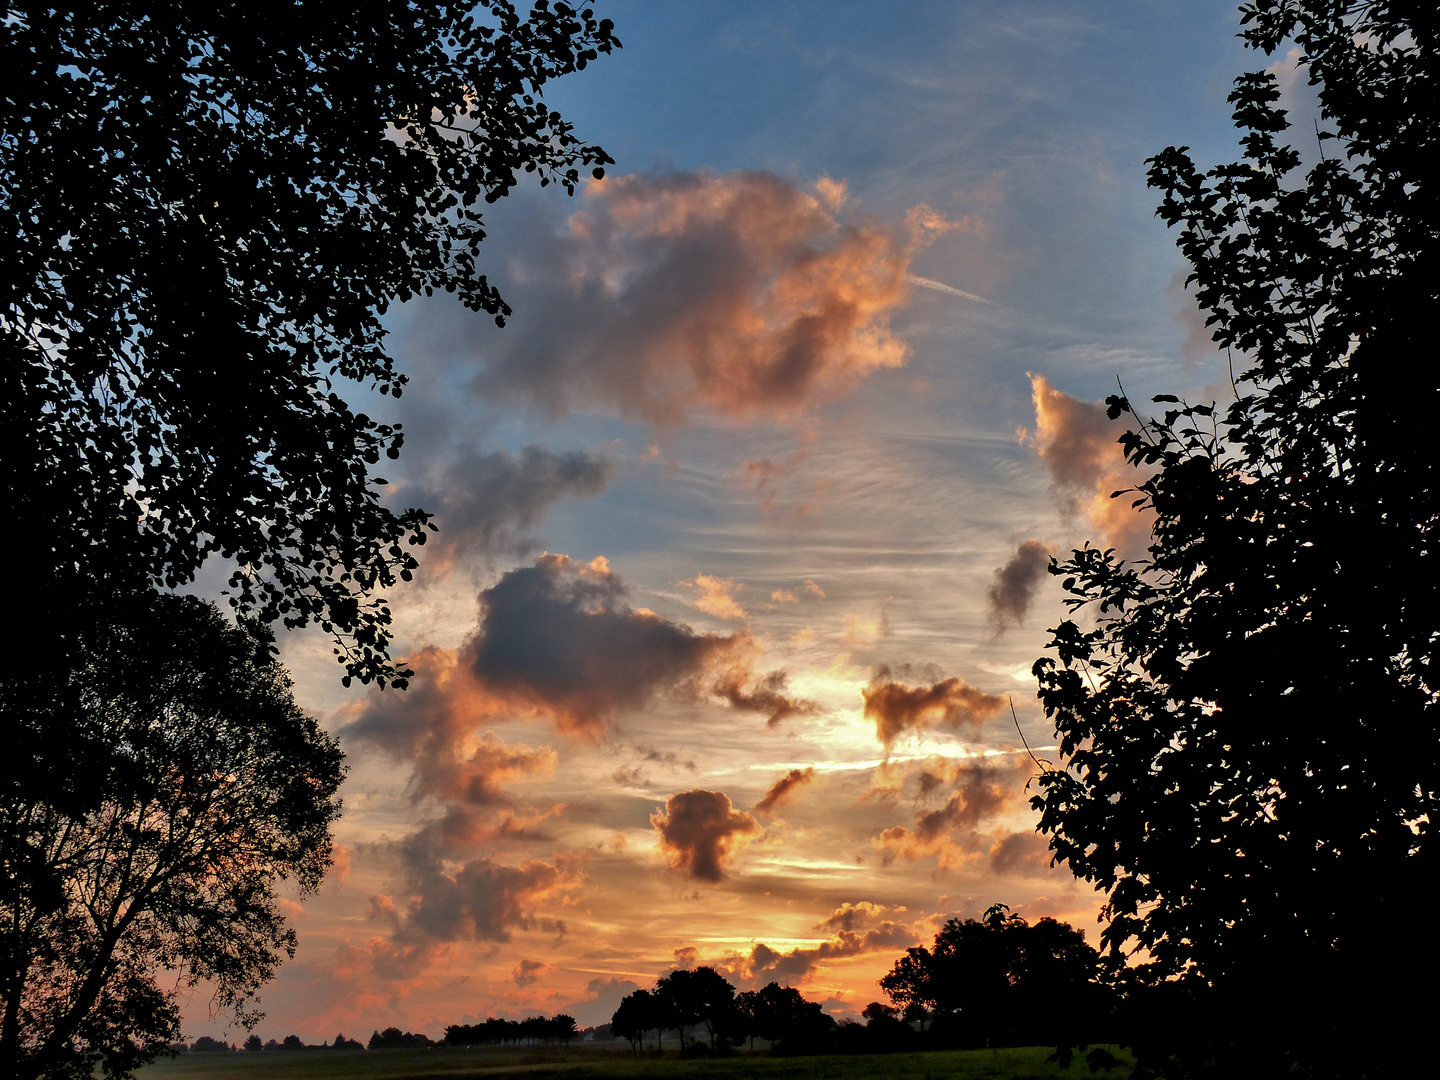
xmin=1032 ymin=3 xmax=1437 ymax=1077
xmin=878 ymin=905 xmax=1104 ymax=1051
xmin=0 ymin=594 xmax=344 ymax=1080
xmin=609 ymin=991 xmax=654 ymax=1054
xmin=654 ymin=966 xmax=736 ymax=1052
xmin=2 ymin=1 xmax=618 ymax=689
xmin=368 ymin=1026 xmax=432 ymax=1050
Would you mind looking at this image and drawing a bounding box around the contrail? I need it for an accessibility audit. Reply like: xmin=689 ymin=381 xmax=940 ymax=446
xmin=906 ymin=274 xmax=993 ymax=305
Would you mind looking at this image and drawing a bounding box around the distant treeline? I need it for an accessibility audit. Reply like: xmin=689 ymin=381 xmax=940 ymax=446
xmin=444 ymin=1014 xmax=578 ymax=1047
xmin=609 ymin=906 xmax=1109 ymax=1057
xmin=179 ymin=1033 xmax=365 ymax=1053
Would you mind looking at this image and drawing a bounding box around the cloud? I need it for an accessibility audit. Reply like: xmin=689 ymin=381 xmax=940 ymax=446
xmin=719 ymin=917 xmax=923 ymax=987
xmin=511 ymin=959 xmax=549 ymax=987
xmin=754 ymin=767 xmax=815 ymax=816
xmin=814 ymin=901 xmax=907 ymax=933
xmin=988 ymin=830 xmax=1052 ymax=876
xmin=406 ymin=447 xmax=612 ymax=572
xmin=712 ymin=669 xmax=821 ymax=728
xmin=876 ymin=758 xmax=1029 ymax=868
xmin=562 ymin=977 xmax=642 ymax=1027
xmin=986 ymin=539 xmax=1055 ymax=632
xmin=396 ymin=841 xmax=577 ymax=943
xmin=467 ymin=171 xmax=959 ymax=426
xmin=680 ymin=574 xmax=748 ymax=621
xmin=862 ymin=665 xmax=1006 ymax=747
xmin=467 ymin=554 xmax=737 ymax=737
xmin=1021 ymin=374 xmax=1152 ymax=553
xmin=651 ymin=789 xmax=761 ymax=882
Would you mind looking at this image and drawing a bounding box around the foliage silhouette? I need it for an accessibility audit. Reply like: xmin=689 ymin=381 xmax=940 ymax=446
xmin=655 ymin=966 xmax=736 ymax=1052
xmin=0 ymin=594 xmax=344 ymax=1080
xmin=3 ymin=1 xmax=618 ymax=689
xmin=879 ymin=905 xmax=1104 ymax=1051
xmin=1032 ymin=3 xmax=1438 ymax=1077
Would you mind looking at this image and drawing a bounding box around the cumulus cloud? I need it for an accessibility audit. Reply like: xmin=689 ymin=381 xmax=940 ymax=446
xmin=862 ymin=665 xmax=1006 ymax=747
xmin=1021 ymin=374 xmax=1153 ymax=553
xmin=814 ymin=901 xmax=907 ymax=933
xmin=876 ymin=757 xmax=1029 ymax=868
xmin=988 ymin=830 xmax=1052 ymax=876
xmin=563 ymin=977 xmax=642 ymax=1027
xmin=396 ymin=843 xmax=576 ymax=943
xmin=468 ymin=171 xmax=959 ymax=426
xmin=466 ymin=554 xmax=736 ymax=737
xmin=712 ymin=669 xmax=821 ymax=728
xmin=651 ymin=789 xmax=761 ymax=882
xmin=407 ymin=446 xmax=612 ymax=572
xmin=986 ymin=538 xmax=1055 ymax=632
xmin=754 ymin=767 xmax=815 ymax=816
xmin=705 ymin=910 xmax=922 ymax=987
xmin=512 ymin=959 xmax=549 ymax=986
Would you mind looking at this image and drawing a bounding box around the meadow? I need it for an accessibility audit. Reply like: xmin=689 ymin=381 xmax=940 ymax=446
xmin=136 ymin=1042 xmax=1128 ymax=1080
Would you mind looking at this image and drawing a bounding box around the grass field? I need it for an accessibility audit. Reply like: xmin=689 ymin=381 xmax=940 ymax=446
xmin=136 ymin=1042 xmax=1128 ymax=1080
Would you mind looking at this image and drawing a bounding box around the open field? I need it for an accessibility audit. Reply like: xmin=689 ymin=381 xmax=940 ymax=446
xmin=136 ymin=1044 xmax=1128 ymax=1080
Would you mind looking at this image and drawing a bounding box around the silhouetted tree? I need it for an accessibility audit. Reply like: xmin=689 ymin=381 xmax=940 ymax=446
xmin=188 ymin=1037 xmax=231 ymax=1053
xmin=4 ymin=1 xmax=619 ymax=690
xmin=0 ymin=595 xmax=344 ymax=1080
xmin=880 ymin=905 xmax=1103 ymax=1049
xmin=243 ymin=1035 xmax=262 ymax=1053
xmin=655 ymin=967 xmax=735 ymax=1051
xmin=1032 ymin=3 xmax=1438 ymax=1077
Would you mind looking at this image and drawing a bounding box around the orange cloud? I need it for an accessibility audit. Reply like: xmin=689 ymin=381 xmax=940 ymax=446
xmin=862 ymin=665 xmax=1006 ymax=747
xmin=651 ymin=789 xmax=761 ymax=882
xmin=1022 ymin=374 xmax=1153 ymax=554
xmin=876 ymin=757 xmax=1030 ymax=868
xmin=471 ymin=171 xmax=959 ymax=426
xmin=680 ymin=573 xmax=748 ymax=621
xmin=754 ymin=767 xmax=815 ymax=816
xmin=712 ymin=669 xmax=820 ymax=728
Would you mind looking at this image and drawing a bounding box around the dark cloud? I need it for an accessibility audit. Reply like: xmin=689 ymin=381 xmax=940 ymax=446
xmin=754 ymin=767 xmax=815 ymax=817
xmin=742 ymin=920 xmax=922 ymax=985
xmin=511 ymin=959 xmax=548 ymax=986
xmin=814 ymin=901 xmax=903 ymax=933
xmin=469 ymin=553 xmax=736 ymax=737
xmin=713 ymin=669 xmax=821 ymax=728
xmin=862 ymin=665 xmax=1006 ymax=747
xmin=457 ymin=171 xmax=955 ymax=426
xmin=396 ymin=841 xmax=573 ymax=943
xmin=988 ymin=830 xmax=1052 ymax=876
xmin=651 ymin=789 xmax=761 ymax=882
xmin=986 ymin=538 xmax=1054 ymax=633
xmin=877 ymin=757 xmax=1029 ymax=867
xmin=562 ymin=977 xmax=642 ymax=1027
xmin=409 ymin=446 xmax=612 ymax=570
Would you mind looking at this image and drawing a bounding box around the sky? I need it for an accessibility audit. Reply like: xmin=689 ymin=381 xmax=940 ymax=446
xmin=183 ymin=0 xmax=1317 ymax=1044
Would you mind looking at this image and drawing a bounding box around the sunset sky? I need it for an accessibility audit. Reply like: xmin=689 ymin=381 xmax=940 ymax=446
xmin=183 ymin=0 xmax=1316 ymax=1043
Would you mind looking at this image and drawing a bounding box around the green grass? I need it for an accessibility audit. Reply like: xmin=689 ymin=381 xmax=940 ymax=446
xmin=137 ymin=1043 xmax=1130 ymax=1080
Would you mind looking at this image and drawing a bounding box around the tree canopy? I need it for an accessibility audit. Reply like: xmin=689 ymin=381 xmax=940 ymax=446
xmin=3 ymin=1 xmax=618 ymax=688
xmin=0 ymin=594 xmax=345 ymax=1080
xmin=879 ymin=905 xmax=1104 ymax=1050
xmin=1032 ymin=3 xmax=1437 ymax=1076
